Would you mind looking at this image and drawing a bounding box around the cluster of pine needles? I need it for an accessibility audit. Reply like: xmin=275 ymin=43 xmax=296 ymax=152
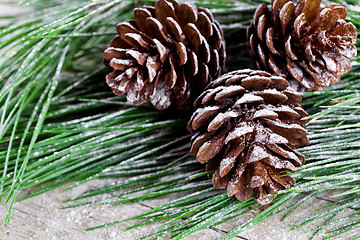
xmin=0 ymin=0 xmax=360 ymax=239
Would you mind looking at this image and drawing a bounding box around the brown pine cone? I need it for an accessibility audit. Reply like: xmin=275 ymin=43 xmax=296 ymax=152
xmin=188 ymin=69 xmax=309 ymax=205
xmin=247 ymin=0 xmax=357 ymax=91
xmin=104 ymin=0 xmax=226 ymax=110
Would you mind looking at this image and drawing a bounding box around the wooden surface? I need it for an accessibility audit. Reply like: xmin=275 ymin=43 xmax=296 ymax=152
xmin=0 ymin=179 xmax=360 ymax=239
xmin=1 ymin=2 xmax=360 ymax=240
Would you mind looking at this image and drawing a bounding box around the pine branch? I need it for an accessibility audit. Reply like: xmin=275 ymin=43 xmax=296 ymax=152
xmin=0 ymin=0 xmax=360 ymax=239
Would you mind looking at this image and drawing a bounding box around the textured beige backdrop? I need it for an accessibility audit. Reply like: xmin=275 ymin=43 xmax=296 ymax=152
xmin=0 ymin=1 xmax=360 ymax=239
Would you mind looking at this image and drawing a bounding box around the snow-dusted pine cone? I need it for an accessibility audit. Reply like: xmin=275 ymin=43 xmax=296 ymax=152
xmin=104 ymin=0 xmax=226 ymax=110
xmin=247 ymin=0 xmax=357 ymax=91
xmin=188 ymin=69 xmax=309 ymax=205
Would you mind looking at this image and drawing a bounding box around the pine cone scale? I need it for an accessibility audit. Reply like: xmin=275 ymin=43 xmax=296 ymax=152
xmin=227 ymin=159 xmax=247 ymax=195
xmin=209 ymin=23 xmax=223 ymax=50
xmin=273 ymin=0 xmax=290 ymax=24
xmin=263 ymin=154 xmax=296 ymax=172
xmin=196 ymin=12 xmax=213 ymax=40
xmin=246 ymin=144 xmax=269 ymax=163
xmin=249 ymin=164 xmax=264 ymax=189
xmin=219 ymin=138 xmax=245 ymax=177
xmin=279 ymin=2 xmax=294 ymax=33
xmin=176 ymin=3 xmax=197 ymax=27
xmin=188 ymin=51 xmax=198 ymax=76
xmin=212 ymin=170 xmax=231 ymax=189
xmin=133 ymin=8 xmax=151 ymax=31
xmin=257 ymin=15 xmax=268 ymax=41
xmin=190 ymin=131 xmax=216 ymax=156
xmin=196 ymin=126 xmax=228 ymax=164
xmin=303 ymin=0 xmax=321 ymax=23
xmin=234 ymin=177 xmax=253 ymax=202
xmin=155 ymin=0 xmax=177 ymax=25
xmin=174 ymin=42 xmax=186 ymax=65
xmin=266 ymin=28 xmax=278 ymax=55
xmin=318 ymin=5 xmax=347 ymax=31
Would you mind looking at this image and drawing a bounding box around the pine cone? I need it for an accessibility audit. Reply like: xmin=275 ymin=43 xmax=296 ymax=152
xmin=247 ymin=0 xmax=357 ymax=91
xmin=104 ymin=0 xmax=226 ymax=110
xmin=188 ymin=69 xmax=309 ymax=205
